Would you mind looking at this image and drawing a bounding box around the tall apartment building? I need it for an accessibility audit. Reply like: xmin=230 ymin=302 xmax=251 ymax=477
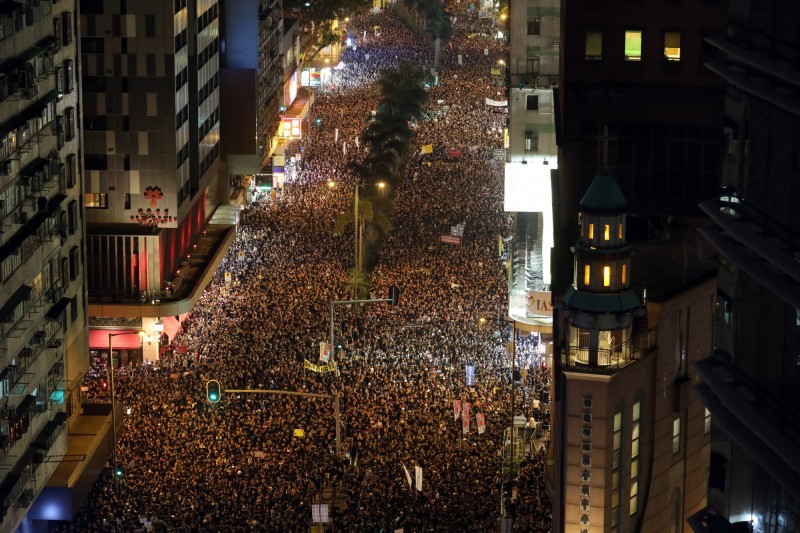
xmin=691 ymin=1 xmax=800 ymax=530
xmin=257 ymin=0 xmax=283 ymax=172
xmin=550 ymin=166 xmax=716 ymax=532
xmin=505 ymin=0 xmax=558 ymax=334
xmin=78 ymin=0 xmax=235 ymax=359
xmin=0 ymin=1 xmax=86 ymax=530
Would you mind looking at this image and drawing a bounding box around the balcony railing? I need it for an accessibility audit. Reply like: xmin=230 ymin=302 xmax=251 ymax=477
xmin=562 ymin=329 xmax=657 ymax=374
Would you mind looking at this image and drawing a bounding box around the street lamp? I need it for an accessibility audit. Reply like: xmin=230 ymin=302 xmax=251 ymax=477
xmin=108 ymin=330 xmax=144 ymax=491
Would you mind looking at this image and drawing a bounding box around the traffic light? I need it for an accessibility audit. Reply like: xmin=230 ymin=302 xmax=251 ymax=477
xmin=388 ymin=285 xmax=401 ymax=306
xmin=206 ymin=379 xmax=222 ymax=403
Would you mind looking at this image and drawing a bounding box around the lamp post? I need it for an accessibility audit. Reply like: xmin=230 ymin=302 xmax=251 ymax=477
xmin=108 ymin=330 xmax=144 ymax=491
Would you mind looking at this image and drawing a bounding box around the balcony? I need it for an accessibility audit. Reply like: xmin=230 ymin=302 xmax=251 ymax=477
xmin=561 ymin=328 xmax=657 ymax=374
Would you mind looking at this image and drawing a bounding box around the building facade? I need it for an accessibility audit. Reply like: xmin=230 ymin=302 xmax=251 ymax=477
xmin=257 ymin=0 xmax=283 ymax=172
xmin=0 ymin=1 xmax=86 ymax=529
xmin=78 ymin=0 xmax=234 ymax=357
xmin=505 ymin=0 xmax=558 ymax=333
xmin=692 ymin=1 xmax=800 ymax=530
xmin=551 ymin=169 xmax=715 ymax=532
xmin=556 ymin=0 xmax=727 ymax=250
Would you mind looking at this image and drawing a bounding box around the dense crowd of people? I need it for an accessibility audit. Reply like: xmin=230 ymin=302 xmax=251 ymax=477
xmin=64 ymin=2 xmax=552 ymax=531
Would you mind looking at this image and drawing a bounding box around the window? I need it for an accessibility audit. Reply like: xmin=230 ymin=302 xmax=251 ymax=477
xmin=124 ymin=193 xmax=131 ymax=210
xmin=584 ymin=265 xmax=591 ymax=286
xmin=84 ymin=193 xmax=107 ymax=208
xmin=145 ymin=14 xmax=155 ymax=37
xmin=70 ymin=296 xmax=78 ymax=323
xmin=604 ymin=224 xmax=610 ymax=240
xmin=68 ymin=246 xmax=79 ymax=280
xmin=67 ymin=200 xmax=77 ymax=234
xmin=526 ymin=94 xmax=539 ymax=111
xmin=55 ymin=115 xmax=65 ymax=148
xmin=624 ymin=30 xmax=642 ymax=61
xmin=53 ymin=17 xmax=62 ymax=48
xmin=588 ymin=223 xmax=594 ymax=239
xmin=63 ymin=60 xmax=73 ymax=93
xmin=65 ymin=154 xmax=76 ymax=188
xmin=611 ymin=410 xmax=623 ymax=532
xmin=60 ymin=11 xmax=72 ymax=45
xmin=672 ymin=417 xmax=681 ymax=454
xmin=527 ymin=17 xmax=540 ymax=35
xmin=603 ymin=266 xmax=611 ymax=287
xmin=618 ymin=222 xmax=623 ymax=239
xmin=585 ymin=31 xmax=602 ymax=60
xmin=621 ymin=263 xmax=627 ymax=285
xmin=717 ymin=291 xmax=733 ymax=326
xmin=55 ymin=66 xmax=63 ymax=97
xmin=65 ymin=107 xmax=75 ymax=140
xmin=631 ymin=401 xmax=641 ymax=514
xmin=527 ymin=56 xmax=540 ymax=76
xmin=664 ymin=31 xmax=681 ymax=61
xmin=705 ymin=408 xmax=711 ymax=435
xmin=84 ymin=154 xmax=108 ymax=170
xmin=677 ymin=308 xmax=689 ymax=376
xmin=525 ymin=131 xmax=538 ymax=152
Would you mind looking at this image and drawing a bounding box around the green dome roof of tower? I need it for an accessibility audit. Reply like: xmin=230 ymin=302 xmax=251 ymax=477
xmin=579 ymin=169 xmax=628 ymax=213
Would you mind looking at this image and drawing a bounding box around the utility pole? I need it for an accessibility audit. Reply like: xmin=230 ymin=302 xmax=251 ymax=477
xmin=216 ymin=386 xmax=343 ymax=457
xmin=329 ymin=286 xmax=401 ymax=363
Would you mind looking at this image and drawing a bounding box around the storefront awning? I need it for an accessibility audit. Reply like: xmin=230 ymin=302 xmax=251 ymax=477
xmin=161 ymin=313 xmax=187 ymax=341
xmin=89 ymin=330 xmax=142 ymax=350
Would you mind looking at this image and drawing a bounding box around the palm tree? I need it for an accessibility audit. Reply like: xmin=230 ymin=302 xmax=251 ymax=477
xmin=334 ymin=195 xmax=392 ymax=297
xmin=344 ymin=267 xmax=370 ymax=300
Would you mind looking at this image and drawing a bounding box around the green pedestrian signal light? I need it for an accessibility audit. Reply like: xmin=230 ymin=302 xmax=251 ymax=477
xmin=206 ymin=379 xmax=222 ymax=403
xmin=115 ymin=466 xmax=124 ymax=478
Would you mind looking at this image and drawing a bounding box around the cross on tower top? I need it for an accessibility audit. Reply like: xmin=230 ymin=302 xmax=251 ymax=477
xmin=601 ymin=126 xmax=612 ymax=166
xmin=591 ymin=125 xmax=617 ymax=170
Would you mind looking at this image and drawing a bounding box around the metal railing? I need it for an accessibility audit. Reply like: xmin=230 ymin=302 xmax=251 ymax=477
xmin=562 ymin=328 xmax=657 ymax=373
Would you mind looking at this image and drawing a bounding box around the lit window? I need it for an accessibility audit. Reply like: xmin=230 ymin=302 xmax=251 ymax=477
xmin=618 ymin=223 xmax=623 ymax=239
xmin=664 ymin=31 xmax=681 ymax=61
xmin=604 ymin=224 xmax=610 ymax=240
xmin=672 ymin=417 xmax=681 ymax=454
xmin=585 ymin=31 xmax=603 ymax=60
xmin=584 ymin=265 xmax=591 ymax=286
xmin=588 ymin=223 xmax=594 ymax=239
xmin=625 ymin=30 xmax=642 ymax=61
xmin=621 ymin=264 xmax=627 ymax=285
xmin=631 ymin=458 xmax=638 ymax=478
xmin=633 ymin=401 xmax=640 ymax=421
xmin=603 ymin=266 xmax=611 ymax=287
xmin=84 ymin=193 xmax=108 ymax=209
xmin=630 ymin=484 xmax=638 ymax=515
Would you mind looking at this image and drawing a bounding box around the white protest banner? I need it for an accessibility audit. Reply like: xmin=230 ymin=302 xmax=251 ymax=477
xmin=415 ymin=465 xmax=423 ymax=492
xmin=402 ymin=463 xmax=412 ymax=489
xmin=453 ymin=399 xmax=461 ymax=420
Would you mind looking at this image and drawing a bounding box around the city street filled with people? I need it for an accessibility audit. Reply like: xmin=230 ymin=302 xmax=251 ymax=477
xmin=64 ymin=3 xmax=552 ymax=532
